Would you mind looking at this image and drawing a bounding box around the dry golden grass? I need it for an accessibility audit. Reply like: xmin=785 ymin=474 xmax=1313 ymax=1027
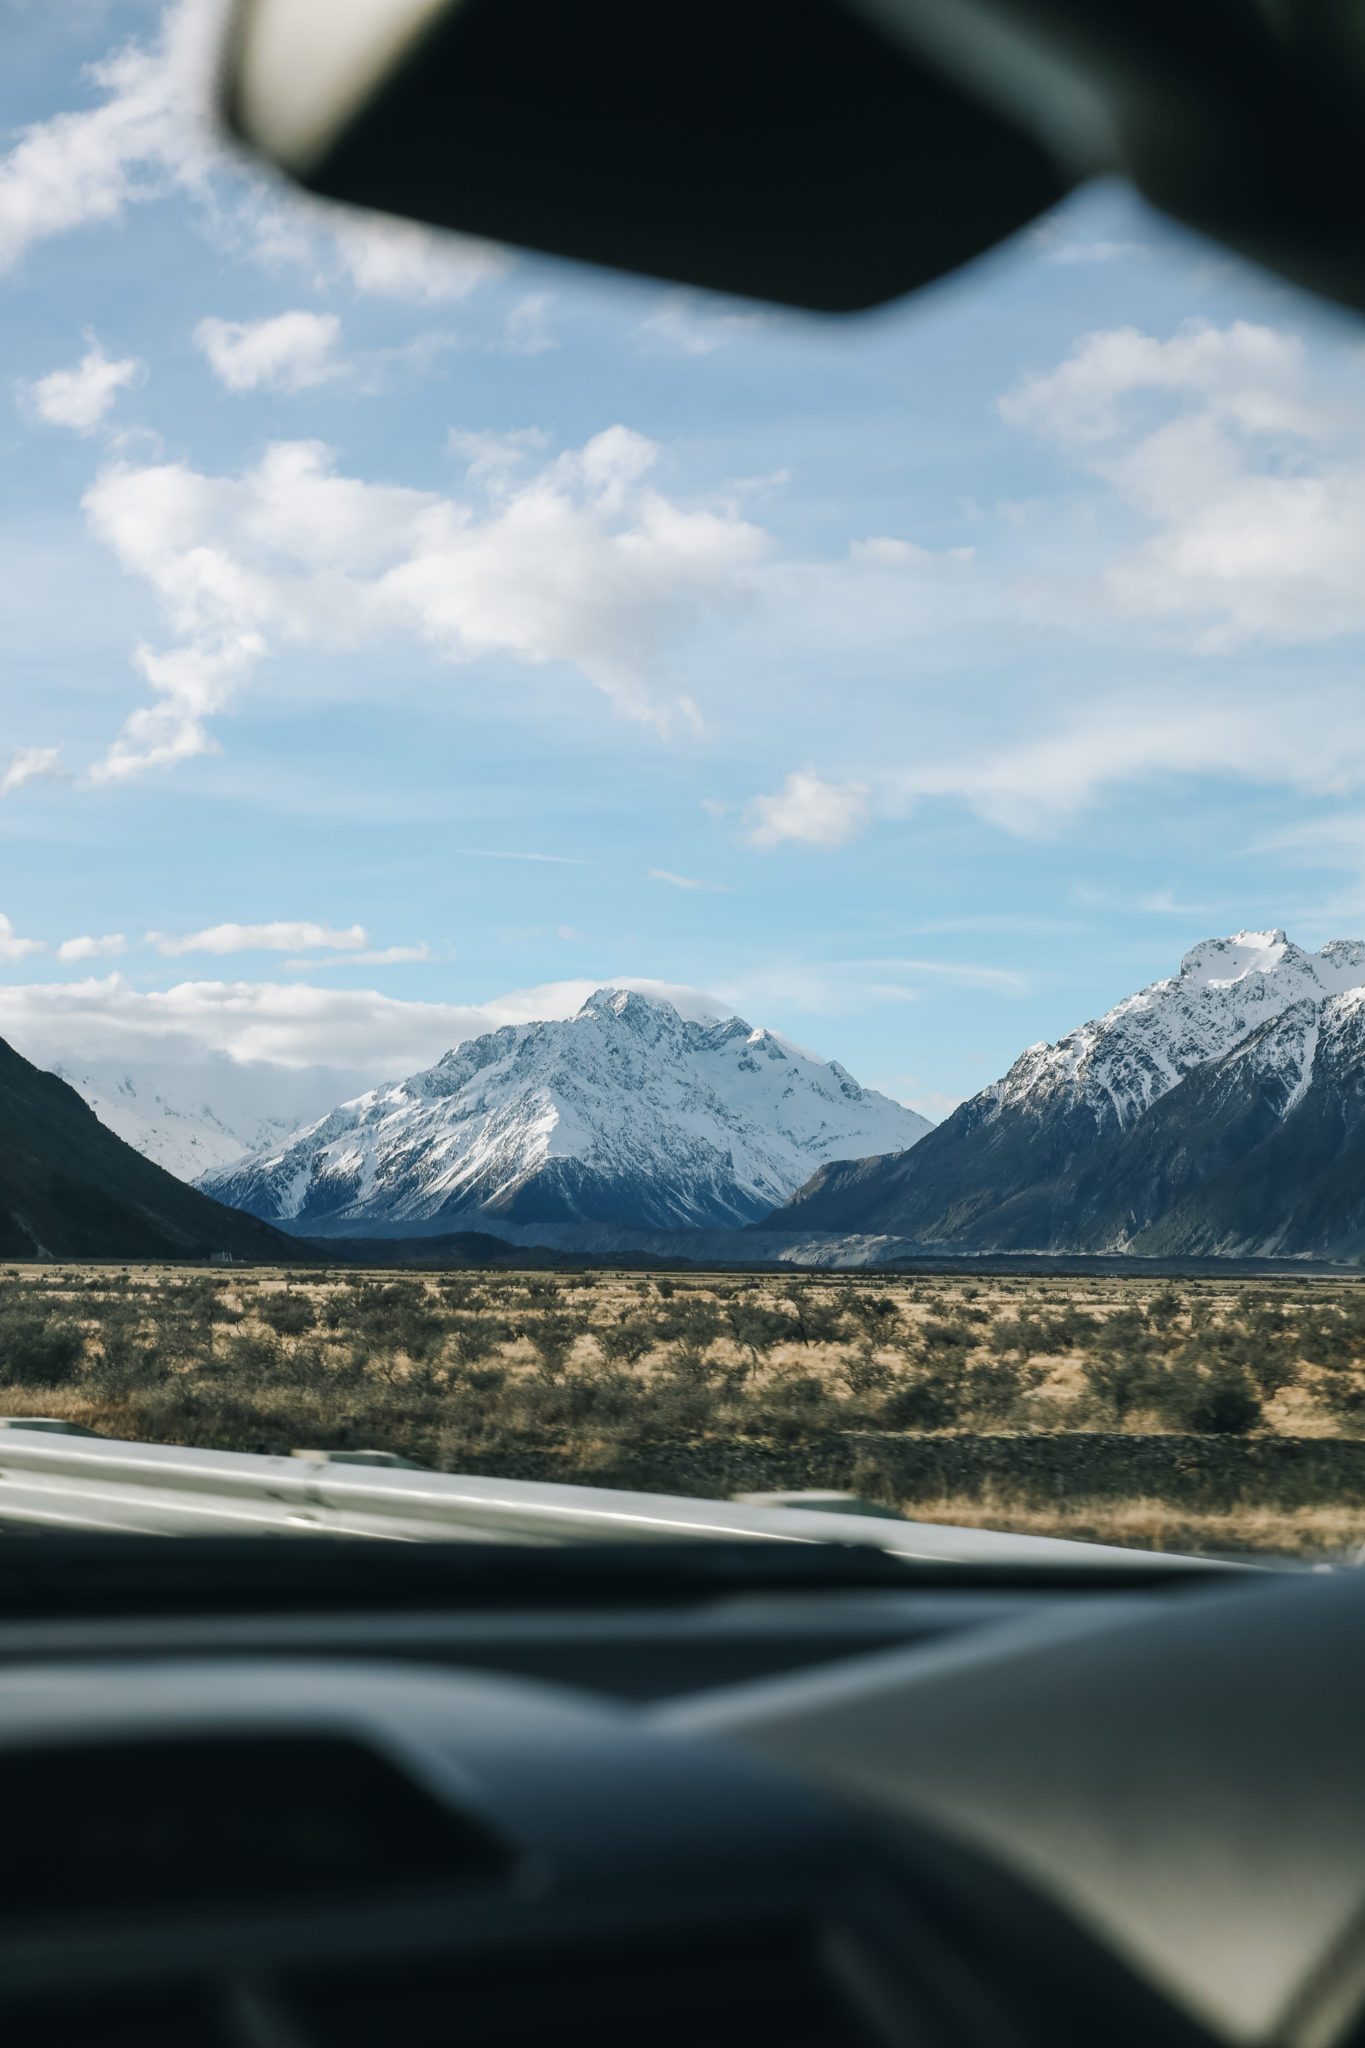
xmin=892 ymin=1490 xmax=1365 ymax=1561
xmin=3 ymin=1260 xmax=1365 ymax=1554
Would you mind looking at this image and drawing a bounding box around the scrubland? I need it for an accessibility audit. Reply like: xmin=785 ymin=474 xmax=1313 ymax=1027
xmin=4 ymin=1263 xmax=1365 ymax=1555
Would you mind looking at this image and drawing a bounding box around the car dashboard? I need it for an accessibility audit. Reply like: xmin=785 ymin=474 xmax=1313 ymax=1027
xmin=0 ymin=1536 xmax=1317 ymax=2048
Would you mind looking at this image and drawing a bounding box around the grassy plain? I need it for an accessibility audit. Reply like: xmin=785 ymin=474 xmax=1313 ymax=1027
xmin=4 ymin=1262 xmax=1365 ymax=1555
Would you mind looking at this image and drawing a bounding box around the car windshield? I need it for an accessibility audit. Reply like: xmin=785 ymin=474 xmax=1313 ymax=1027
xmin=1 ymin=4 xmax=1362 ymax=1573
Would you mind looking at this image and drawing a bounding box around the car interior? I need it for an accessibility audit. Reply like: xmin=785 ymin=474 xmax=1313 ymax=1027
xmin=8 ymin=3 xmax=1365 ymax=2044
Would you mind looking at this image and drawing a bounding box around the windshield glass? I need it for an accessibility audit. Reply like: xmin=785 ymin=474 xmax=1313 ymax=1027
xmin=1 ymin=6 xmax=1362 ymax=1570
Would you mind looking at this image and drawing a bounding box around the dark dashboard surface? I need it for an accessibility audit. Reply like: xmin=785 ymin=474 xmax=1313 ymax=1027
xmin=0 ymin=1537 xmax=1263 ymax=2048
xmin=0 ymin=1535 xmax=1242 ymax=1699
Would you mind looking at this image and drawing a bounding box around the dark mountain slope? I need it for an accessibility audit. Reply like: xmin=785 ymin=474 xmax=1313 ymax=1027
xmin=0 ymin=1036 xmax=307 ymax=1261
xmin=769 ymin=1099 xmax=1091 ymax=1246
xmin=766 ymin=933 xmax=1365 ymax=1260
xmin=1124 ymin=1002 xmax=1365 ymax=1258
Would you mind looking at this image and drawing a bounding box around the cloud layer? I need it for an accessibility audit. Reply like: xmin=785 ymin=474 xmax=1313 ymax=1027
xmin=1000 ymin=318 xmax=1365 ymax=647
xmin=82 ymin=427 xmax=771 ymax=775
xmin=148 ymin=920 xmax=369 ymax=956
xmin=0 ymin=973 xmax=733 ymax=1078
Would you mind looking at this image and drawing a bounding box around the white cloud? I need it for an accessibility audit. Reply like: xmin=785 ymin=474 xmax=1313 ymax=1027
xmin=835 ymin=955 xmax=1027 ymax=994
xmin=0 ymin=973 xmax=733 ymax=1076
xmin=446 ymin=426 xmax=550 ymax=486
xmin=23 ymin=340 xmax=142 ymax=431
xmin=1000 ymin=319 xmax=1365 ymax=646
xmin=0 ymin=1 xmax=221 ymax=277
xmin=148 ymin=921 xmax=369 ymax=956
xmin=89 ymin=638 xmax=261 ymax=783
xmin=0 ymin=2 xmax=508 ymax=304
xmin=194 ymin=310 xmax=342 ymax=393
xmin=1 ymin=746 xmax=67 ymax=797
xmin=742 ymin=772 xmax=871 ymax=851
xmin=57 ymin=933 xmax=127 ymax=963
xmin=898 ymin=690 xmax=1365 ymax=835
xmin=650 ymin=869 xmax=734 ymax=893
xmin=296 ymin=205 xmax=509 ymax=303
xmin=847 ymin=536 xmax=975 ymax=573
xmin=283 ymin=944 xmax=434 ymax=970
xmin=635 ymin=292 xmax=767 ymax=356
xmin=82 ymin=427 xmax=771 ymax=777
xmin=456 ymin=847 xmax=587 ymax=865
xmin=0 ymin=914 xmax=45 ymax=963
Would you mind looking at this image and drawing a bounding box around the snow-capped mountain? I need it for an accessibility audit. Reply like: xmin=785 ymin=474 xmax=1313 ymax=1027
xmin=982 ymin=931 xmax=1365 ymax=1131
xmin=772 ymin=930 xmax=1365 ymax=1257
xmin=201 ymin=986 xmax=932 ymax=1236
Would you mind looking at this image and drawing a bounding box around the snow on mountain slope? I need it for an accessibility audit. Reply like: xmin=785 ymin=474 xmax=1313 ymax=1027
xmin=201 ymin=986 xmax=932 ymax=1236
xmin=49 ymin=1059 xmax=368 ymax=1182
xmin=989 ymin=930 xmax=1365 ymax=1132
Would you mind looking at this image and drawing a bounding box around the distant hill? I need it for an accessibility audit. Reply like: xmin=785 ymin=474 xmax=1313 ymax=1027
xmin=0 ymin=1034 xmax=309 ymax=1262
xmin=202 ymin=986 xmax=932 ymax=1237
xmin=768 ymin=930 xmax=1365 ymax=1260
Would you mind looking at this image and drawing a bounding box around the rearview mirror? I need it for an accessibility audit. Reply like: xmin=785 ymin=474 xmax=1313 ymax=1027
xmin=221 ymin=0 xmax=1365 ymax=318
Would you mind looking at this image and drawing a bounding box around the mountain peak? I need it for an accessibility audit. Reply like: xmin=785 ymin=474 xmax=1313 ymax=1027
xmin=1178 ymin=929 xmax=1294 ymax=986
xmin=769 ymin=926 xmax=1365 ymax=1259
xmin=203 ymin=989 xmax=931 ymax=1237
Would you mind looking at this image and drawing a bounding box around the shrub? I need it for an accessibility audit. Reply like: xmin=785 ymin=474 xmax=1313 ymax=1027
xmin=919 ymin=1320 xmax=975 ymax=1356
xmin=879 ymin=1373 xmax=960 ymax=1431
xmin=653 ymin=1298 xmax=722 ymax=1348
xmin=218 ymin=1332 xmax=281 ymax=1388
xmin=726 ymin=1304 xmax=799 ymax=1359
xmin=1146 ymin=1287 xmax=1184 ymax=1331
xmin=1079 ymin=1349 xmax=1158 ymax=1426
xmin=258 ymin=1292 xmax=317 ymax=1337
xmin=87 ymin=1333 xmax=168 ymax=1395
xmin=787 ymin=1289 xmax=844 ymax=1345
xmin=599 ymin=1317 xmax=655 ymax=1367
xmin=1316 ymin=1365 xmax=1365 ymax=1419
xmin=963 ymin=1358 xmax=1042 ymax=1428
xmin=988 ymin=1316 xmax=1034 ymax=1357
xmin=1140 ymin=1351 xmax=1263 ymax=1435
xmin=1171 ymin=1362 xmax=1262 ymax=1436
xmin=845 ymin=1293 xmax=900 ymax=1335
xmin=840 ymin=1347 xmax=894 ymax=1396
xmin=450 ymin=1316 xmax=505 ymax=1367
xmin=529 ymin=1312 xmax=586 ymax=1377
xmin=0 ymin=1314 xmax=85 ymax=1387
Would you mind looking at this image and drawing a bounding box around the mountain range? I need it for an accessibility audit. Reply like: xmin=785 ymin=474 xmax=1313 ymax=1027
xmin=772 ymin=930 xmax=1365 ymax=1259
xmin=200 ymin=986 xmax=931 ymax=1236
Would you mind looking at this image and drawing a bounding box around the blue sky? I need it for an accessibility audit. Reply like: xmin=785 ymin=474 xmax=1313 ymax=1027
xmin=4 ymin=0 xmax=1365 ymax=1117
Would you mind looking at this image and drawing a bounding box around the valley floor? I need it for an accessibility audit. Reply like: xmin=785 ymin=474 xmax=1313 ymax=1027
xmin=4 ymin=1261 xmax=1365 ymax=1558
